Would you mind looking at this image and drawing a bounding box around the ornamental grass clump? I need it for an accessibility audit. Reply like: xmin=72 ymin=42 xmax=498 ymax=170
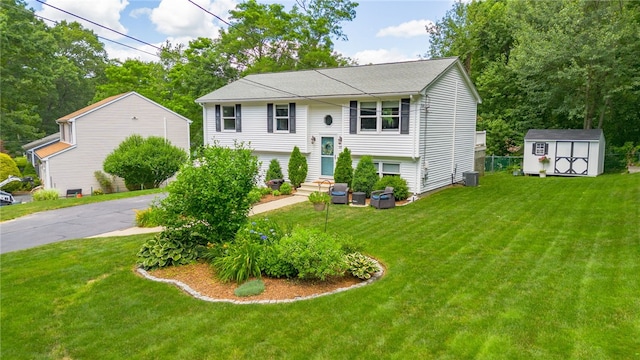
xmin=32 ymin=189 xmax=60 ymax=201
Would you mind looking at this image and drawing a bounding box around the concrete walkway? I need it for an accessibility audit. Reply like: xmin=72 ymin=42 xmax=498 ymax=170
xmin=91 ymin=195 xmax=308 ymax=238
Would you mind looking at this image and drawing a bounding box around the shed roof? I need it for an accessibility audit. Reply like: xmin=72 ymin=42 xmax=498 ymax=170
xmin=196 ymin=57 xmax=481 ymax=103
xmin=525 ymin=129 xmax=604 ymax=141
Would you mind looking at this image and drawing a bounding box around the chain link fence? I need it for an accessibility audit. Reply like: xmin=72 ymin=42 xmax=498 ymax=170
xmin=485 ymin=155 xmax=522 ymax=173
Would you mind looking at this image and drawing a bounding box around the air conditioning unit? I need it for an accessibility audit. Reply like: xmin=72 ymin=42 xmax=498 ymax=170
xmin=463 ymin=171 xmax=479 ymax=187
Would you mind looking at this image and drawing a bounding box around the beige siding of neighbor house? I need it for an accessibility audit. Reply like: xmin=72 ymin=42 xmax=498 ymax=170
xmin=44 ymin=94 xmax=190 ymax=195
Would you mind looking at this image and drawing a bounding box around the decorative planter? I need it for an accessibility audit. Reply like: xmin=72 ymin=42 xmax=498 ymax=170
xmin=268 ymin=179 xmax=284 ymax=190
xmin=76 ymin=193 xmax=83 ymax=198
xmin=539 ymin=172 xmax=546 ymax=178
xmin=313 ymin=203 xmax=326 ymax=211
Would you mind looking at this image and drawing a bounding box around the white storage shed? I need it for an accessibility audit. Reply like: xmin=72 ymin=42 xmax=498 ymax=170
xmin=523 ymin=129 xmax=605 ymax=177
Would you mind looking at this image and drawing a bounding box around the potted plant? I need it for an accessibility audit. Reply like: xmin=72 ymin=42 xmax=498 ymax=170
xmin=308 ymin=191 xmax=330 ymax=211
xmin=538 ymin=155 xmax=550 ymax=177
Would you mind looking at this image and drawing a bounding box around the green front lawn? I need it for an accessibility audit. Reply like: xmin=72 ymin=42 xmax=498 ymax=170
xmin=2 ymin=173 xmax=638 ymax=359
xmin=0 ymin=188 xmax=164 ymax=222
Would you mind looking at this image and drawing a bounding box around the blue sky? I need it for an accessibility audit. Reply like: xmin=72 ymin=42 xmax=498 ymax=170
xmin=27 ymin=0 xmax=456 ymax=64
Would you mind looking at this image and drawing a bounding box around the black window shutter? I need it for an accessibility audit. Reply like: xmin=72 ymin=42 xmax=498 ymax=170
xmin=349 ymin=101 xmax=357 ymax=134
xmin=267 ymin=103 xmax=273 ymax=133
xmin=215 ymin=105 xmax=221 ymax=132
xmin=235 ymin=104 xmax=242 ymax=132
xmin=532 ymin=143 xmax=536 ymax=154
xmin=400 ymin=98 xmax=410 ymax=134
xmin=544 ymin=143 xmax=549 ymax=155
xmin=289 ymin=103 xmax=296 ymax=133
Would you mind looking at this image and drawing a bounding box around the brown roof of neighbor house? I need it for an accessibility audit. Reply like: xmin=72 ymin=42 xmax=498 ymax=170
xmin=57 ymin=93 xmax=127 ymax=123
xmin=35 ymin=142 xmax=73 ymax=159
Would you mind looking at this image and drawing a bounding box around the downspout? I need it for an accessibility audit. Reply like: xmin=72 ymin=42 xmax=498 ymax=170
xmin=421 ymin=93 xmax=430 ymax=190
xmin=451 ymin=80 xmax=458 ymax=184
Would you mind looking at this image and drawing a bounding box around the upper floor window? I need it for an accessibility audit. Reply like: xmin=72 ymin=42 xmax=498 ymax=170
xmin=222 ymin=106 xmax=236 ymax=130
xmin=275 ymin=104 xmax=289 ymax=131
xmin=359 ymin=100 xmax=400 ymax=132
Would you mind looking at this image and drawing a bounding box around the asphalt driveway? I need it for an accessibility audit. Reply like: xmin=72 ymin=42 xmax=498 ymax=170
xmin=0 ymin=194 xmax=163 ymax=254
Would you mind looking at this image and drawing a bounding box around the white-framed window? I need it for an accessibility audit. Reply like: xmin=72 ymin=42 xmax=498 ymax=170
xmin=359 ymin=100 xmax=400 ymax=133
xmin=534 ymin=142 xmax=547 ymax=156
xmin=275 ymin=104 xmax=289 ymax=131
xmin=222 ymin=105 xmax=236 ymax=130
xmin=373 ymin=161 xmax=401 ymax=177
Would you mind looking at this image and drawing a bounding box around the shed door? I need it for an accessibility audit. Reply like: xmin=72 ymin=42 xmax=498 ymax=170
xmin=555 ymin=141 xmax=589 ymax=175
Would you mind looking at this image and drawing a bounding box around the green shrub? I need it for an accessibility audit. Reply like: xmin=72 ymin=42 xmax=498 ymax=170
xmin=93 ymin=189 xmax=104 ymax=196
xmin=260 ymin=187 xmax=273 ymax=196
xmin=0 ymin=154 xmax=22 ymax=193
xmin=137 ymin=229 xmax=203 ymax=270
xmin=344 ymin=252 xmax=379 ymax=280
xmin=352 ymin=156 xmax=379 ymax=197
xmin=266 ymin=159 xmax=283 ymax=181
xmin=260 ymin=245 xmax=297 ymax=278
xmin=94 ymin=170 xmax=114 ymax=193
xmin=248 ymin=188 xmax=262 ymax=204
xmin=234 ymin=279 xmax=265 ymax=297
xmin=161 ymin=143 xmax=259 ymax=244
xmin=135 ymin=207 xmax=165 ymax=227
xmin=272 ymin=190 xmax=281 ymax=196
xmin=103 ymin=135 xmax=188 ymax=190
xmin=287 ymin=146 xmax=307 ymax=188
xmin=333 ymin=147 xmax=353 ymax=187
xmin=374 ymin=176 xmax=410 ymax=200
xmin=32 ymin=189 xmax=59 ymax=201
xmin=279 ymin=182 xmax=292 ymax=195
xmin=214 ymin=240 xmax=263 ymax=283
xmin=276 ymin=228 xmax=346 ymax=280
xmin=14 ymin=156 xmax=38 ymax=190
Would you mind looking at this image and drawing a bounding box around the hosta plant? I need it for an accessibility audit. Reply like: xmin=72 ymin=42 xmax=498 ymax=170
xmin=137 ymin=231 xmax=202 ymax=270
xmin=344 ymin=252 xmax=379 ymax=280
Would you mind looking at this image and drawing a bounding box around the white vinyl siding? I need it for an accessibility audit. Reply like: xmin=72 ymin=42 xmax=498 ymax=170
xmin=205 ymin=102 xmax=309 ymax=154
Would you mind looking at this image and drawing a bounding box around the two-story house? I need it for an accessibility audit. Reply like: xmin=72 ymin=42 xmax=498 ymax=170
xmin=196 ymin=57 xmax=481 ymax=195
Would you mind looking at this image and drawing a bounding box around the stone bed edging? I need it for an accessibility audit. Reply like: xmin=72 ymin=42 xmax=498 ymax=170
xmin=136 ymin=258 xmax=385 ymax=305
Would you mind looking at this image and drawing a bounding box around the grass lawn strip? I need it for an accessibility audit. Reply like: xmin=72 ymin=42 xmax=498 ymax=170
xmin=1 ymin=173 xmax=638 ymax=359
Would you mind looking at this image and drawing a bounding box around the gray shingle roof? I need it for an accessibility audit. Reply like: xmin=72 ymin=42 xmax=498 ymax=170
xmin=196 ymin=58 xmax=462 ymax=103
xmin=525 ymin=129 xmax=604 ymax=141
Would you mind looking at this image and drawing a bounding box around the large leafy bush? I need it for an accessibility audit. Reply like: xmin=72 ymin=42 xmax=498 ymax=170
xmin=32 ymin=189 xmax=59 ymax=201
xmin=103 ymin=135 xmax=188 ymax=190
xmin=276 ymin=228 xmax=346 ymax=280
xmin=352 ymin=155 xmax=379 ymax=197
xmin=374 ymin=176 xmax=410 ymax=200
xmin=287 ymin=146 xmax=307 ymax=187
xmin=333 ymin=147 xmax=353 ymax=187
xmin=160 ymin=142 xmax=259 ymax=243
xmin=0 ymin=154 xmax=22 ymax=192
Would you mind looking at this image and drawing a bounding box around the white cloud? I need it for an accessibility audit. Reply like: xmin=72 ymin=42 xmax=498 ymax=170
xmin=376 ymin=19 xmax=434 ymax=38
xmin=150 ymin=0 xmax=235 ymax=38
xmin=349 ymin=49 xmax=418 ymax=65
xmin=129 ymin=7 xmax=152 ymax=19
xmin=36 ymin=0 xmax=129 ymax=38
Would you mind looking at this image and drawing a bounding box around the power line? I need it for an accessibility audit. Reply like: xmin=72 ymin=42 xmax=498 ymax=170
xmin=34 ymin=14 xmax=159 ymax=58
xmin=186 ymin=0 xmax=231 ymax=27
xmin=35 ymin=0 xmax=162 ymax=51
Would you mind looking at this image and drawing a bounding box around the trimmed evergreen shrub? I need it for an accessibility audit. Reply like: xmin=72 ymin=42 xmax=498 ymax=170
xmin=352 ymin=155 xmax=379 ymax=197
xmin=287 ymin=146 xmax=307 ymax=187
xmin=333 ymin=147 xmax=353 ymax=187
xmin=374 ymin=176 xmax=410 ymax=200
xmin=266 ymin=159 xmax=283 ymax=181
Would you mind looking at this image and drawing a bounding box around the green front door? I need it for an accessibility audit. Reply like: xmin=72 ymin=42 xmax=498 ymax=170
xmin=320 ymin=136 xmax=335 ymax=177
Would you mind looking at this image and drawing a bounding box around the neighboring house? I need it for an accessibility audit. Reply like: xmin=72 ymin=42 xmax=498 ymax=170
xmin=32 ymin=92 xmax=192 ymax=196
xmin=523 ymin=129 xmax=605 ymax=177
xmin=22 ymin=132 xmax=60 ymax=178
xmin=196 ymin=57 xmax=481 ymax=195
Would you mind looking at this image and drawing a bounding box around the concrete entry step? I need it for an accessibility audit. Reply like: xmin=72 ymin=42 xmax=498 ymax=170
xmin=295 ymin=180 xmax=334 ymax=197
